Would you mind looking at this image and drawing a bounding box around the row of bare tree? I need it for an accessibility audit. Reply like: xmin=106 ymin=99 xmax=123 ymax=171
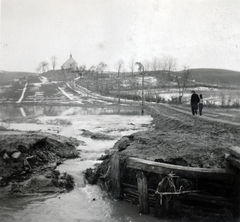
xmin=36 ymin=55 xmax=191 ymax=103
xmin=36 ymin=55 xmax=177 ymax=74
xmin=36 ymin=56 xmax=57 ymax=73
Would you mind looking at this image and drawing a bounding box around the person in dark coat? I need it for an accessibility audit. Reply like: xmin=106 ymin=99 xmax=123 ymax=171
xmin=191 ymin=91 xmax=200 ymax=115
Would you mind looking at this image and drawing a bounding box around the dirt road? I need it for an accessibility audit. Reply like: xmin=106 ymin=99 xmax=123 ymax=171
xmin=112 ymin=103 xmax=240 ymax=169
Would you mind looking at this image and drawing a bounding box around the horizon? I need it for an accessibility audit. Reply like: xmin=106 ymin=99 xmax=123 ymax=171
xmin=1 ymin=0 xmax=240 ymax=72
xmin=2 ymin=67 xmax=240 ymax=74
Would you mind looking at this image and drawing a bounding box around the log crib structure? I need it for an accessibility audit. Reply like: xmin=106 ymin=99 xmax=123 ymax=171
xmin=111 ymin=151 xmax=240 ymax=221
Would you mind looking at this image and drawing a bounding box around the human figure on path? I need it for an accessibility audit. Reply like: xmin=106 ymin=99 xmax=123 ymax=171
xmin=191 ymin=91 xmax=200 ymax=115
xmin=198 ymin=94 xmax=203 ymax=115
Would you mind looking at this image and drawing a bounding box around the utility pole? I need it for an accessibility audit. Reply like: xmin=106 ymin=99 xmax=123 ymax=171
xmin=141 ymin=66 xmax=145 ymax=115
xmin=135 ymin=62 xmax=145 ymax=115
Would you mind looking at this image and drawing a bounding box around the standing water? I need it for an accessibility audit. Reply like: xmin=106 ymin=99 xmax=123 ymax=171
xmin=0 ymin=105 xmax=170 ymax=222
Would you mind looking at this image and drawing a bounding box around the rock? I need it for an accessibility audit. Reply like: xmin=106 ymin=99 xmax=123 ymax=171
xmin=98 ymin=154 xmax=109 ymax=161
xmin=3 ymin=152 xmax=10 ymax=160
xmin=12 ymin=151 xmax=21 ymax=159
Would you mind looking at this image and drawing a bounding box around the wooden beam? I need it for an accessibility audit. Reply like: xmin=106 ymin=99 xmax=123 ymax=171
xmin=127 ymin=157 xmax=236 ymax=180
xmin=111 ymin=152 xmax=121 ymax=199
xmin=137 ymin=171 xmax=149 ymax=214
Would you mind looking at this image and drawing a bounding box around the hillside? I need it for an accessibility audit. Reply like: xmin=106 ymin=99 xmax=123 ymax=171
xmin=188 ymin=68 xmax=240 ymax=86
xmin=0 ymin=71 xmax=38 ymax=85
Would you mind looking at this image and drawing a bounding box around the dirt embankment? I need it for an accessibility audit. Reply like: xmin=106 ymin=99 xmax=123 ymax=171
xmin=85 ymin=103 xmax=240 ymax=188
xmin=117 ymin=104 xmax=240 ymax=168
xmin=0 ymin=131 xmax=81 ymax=197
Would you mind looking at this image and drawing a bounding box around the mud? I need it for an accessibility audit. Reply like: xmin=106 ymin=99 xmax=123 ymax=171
xmin=86 ymin=104 xmax=240 ymax=182
xmin=84 ymin=103 xmax=240 ymax=220
xmin=0 ymin=130 xmax=81 ymax=197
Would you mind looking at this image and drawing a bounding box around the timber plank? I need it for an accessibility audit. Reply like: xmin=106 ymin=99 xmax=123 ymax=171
xmin=127 ymin=157 xmax=236 ymax=180
xmin=111 ymin=152 xmax=121 ymax=199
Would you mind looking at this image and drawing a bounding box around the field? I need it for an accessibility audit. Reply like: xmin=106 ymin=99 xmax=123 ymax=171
xmin=1 ymin=68 xmax=240 ymax=109
xmin=0 ymin=70 xmax=38 ymax=85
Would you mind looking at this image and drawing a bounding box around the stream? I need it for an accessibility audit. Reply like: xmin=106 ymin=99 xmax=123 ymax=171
xmin=0 ymin=105 xmax=171 ymax=222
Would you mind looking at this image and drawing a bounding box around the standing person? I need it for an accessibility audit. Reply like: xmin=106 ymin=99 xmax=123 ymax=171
xmin=190 ymin=91 xmax=200 ymax=115
xmin=199 ymin=94 xmax=203 ymax=115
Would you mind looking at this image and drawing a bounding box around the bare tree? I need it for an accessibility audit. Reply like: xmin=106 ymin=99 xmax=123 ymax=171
xmin=39 ymin=61 xmax=49 ymax=73
xmin=115 ymin=60 xmax=124 ymax=103
xmin=151 ymin=56 xmax=158 ymax=71
xmin=51 ymin=56 xmax=57 ymax=70
xmin=129 ymin=58 xmax=135 ymax=75
xmin=162 ymin=56 xmax=176 ymax=71
xmin=96 ymin=62 xmax=107 ymax=92
xmin=143 ymin=59 xmax=151 ymax=71
xmin=89 ymin=65 xmax=96 ymax=72
xmin=79 ymin=65 xmax=86 ymax=77
xmin=96 ymin=62 xmax=107 ymax=75
xmin=175 ymin=66 xmax=190 ymax=103
xmin=115 ymin=60 xmax=124 ymax=77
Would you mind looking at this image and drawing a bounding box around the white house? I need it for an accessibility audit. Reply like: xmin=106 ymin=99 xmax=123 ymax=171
xmin=61 ymin=54 xmax=78 ymax=71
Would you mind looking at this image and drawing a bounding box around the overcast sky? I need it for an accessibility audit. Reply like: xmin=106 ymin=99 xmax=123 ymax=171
xmin=1 ymin=0 xmax=240 ymax=72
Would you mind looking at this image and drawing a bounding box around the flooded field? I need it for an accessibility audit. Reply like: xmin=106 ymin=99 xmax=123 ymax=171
xmin=0 ymin=104 xmax=143 ymax=119
xmin=0 ymin=104 xmax=173 ymax=222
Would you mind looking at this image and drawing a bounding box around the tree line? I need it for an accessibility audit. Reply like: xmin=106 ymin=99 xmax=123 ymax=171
xmin=37 ymin=55 xmax=191 ymax=104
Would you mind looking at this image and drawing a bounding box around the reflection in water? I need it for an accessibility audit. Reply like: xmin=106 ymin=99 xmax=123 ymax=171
xmin=0 ymin=105 xmax=142 ymax=119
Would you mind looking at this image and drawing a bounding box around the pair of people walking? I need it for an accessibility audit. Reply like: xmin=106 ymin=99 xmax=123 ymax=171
xmin=191 ymin=91 xmax=203 ymax=115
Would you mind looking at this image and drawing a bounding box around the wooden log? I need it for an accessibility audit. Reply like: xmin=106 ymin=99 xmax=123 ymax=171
xmin=123 ymin=187 xmax=138 ymax=197
xmin=123 ymin=188 xmax=155 ymax=207
xmin=111 ymin=152 xmax=121 ymax=199
xmin=137 ymin=171 xmax=149 ymax=214
xmin=127 ymin=157 xmax=236 ymax=180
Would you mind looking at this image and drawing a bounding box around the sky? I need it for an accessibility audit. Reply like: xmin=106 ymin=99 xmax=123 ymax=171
xmin=1 ymin=0 xmax=240 ymax=72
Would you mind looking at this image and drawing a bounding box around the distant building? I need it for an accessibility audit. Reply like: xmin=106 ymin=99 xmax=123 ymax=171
xmin=61 ymin=54 xmax=78 ymax=71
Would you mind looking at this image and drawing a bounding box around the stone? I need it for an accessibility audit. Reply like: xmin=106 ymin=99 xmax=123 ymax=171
xmin=3 ymin=152 xmax=10 ymax=160
xmin=12 ymin=151 xmax=21 ymax=159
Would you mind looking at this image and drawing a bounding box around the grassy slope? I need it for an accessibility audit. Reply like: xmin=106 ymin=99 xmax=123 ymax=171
xmin=0 ymin=71 xmax=38 ymax=85
xmin=1 ymin=68 xmax=240 ymax=88
xmin=187 ymin=68 xmax=240 ymax=86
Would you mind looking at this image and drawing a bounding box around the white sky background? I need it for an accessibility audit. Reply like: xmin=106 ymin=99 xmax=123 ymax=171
xmin=1 ymin=0 xmax=240 ymax=72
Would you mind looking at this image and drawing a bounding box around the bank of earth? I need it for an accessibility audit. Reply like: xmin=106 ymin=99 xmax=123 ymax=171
xmin=0 ymin=131 xmax=81 ymax=197
xmin=85 ymin=103 xmax=240 ymax=220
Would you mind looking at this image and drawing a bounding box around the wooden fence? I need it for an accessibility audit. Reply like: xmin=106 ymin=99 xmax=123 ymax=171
xmin=111 ymin=154 xmax=238 ymax=219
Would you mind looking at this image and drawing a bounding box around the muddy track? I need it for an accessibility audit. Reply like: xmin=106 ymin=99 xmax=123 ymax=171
xmin=111 ymin=103 xmax=240 ymax=169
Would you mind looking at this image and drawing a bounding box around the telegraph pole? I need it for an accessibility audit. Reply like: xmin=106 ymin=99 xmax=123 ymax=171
xmin=141 ymin=66 xmax=145 ymax=115
xmin=135 ymin=62 xmax=145 ymax=115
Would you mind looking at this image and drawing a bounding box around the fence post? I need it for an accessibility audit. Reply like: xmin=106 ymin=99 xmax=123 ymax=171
xmin=137 ymin=171 xmax=149 ymax=214
xmin=111 ymin=152 xmax=121 ymax=199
